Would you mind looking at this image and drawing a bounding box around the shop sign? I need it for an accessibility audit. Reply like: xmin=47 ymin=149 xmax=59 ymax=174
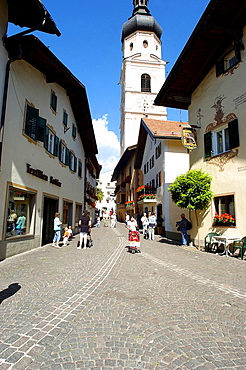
xmin=181 ymin=128 xmax=197 ymax=150
xmin=26 ymin=163 xmax=62 ymax=187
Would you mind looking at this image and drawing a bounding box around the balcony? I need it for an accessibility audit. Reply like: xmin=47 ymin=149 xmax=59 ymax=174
xmin=125 ymin=200 xmax=135 ymax=210
xmin=136 ymin=186 xmax=156 ymax=204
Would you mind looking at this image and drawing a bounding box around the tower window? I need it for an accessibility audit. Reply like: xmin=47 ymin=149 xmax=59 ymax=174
xmin=130 ymin=42 xmax=133 ymax=51
xmin=143 ymin=40 xmax=148 ymax=48
xmin=141 ymin=74 xmax=151 ymax=92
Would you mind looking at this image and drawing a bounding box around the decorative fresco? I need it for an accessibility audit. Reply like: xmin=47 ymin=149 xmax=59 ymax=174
xmin=204 ymin=95 xmax=239 ymax=171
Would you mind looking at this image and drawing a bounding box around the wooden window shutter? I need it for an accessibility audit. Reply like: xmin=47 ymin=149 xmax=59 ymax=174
xmin=54 ymin=136 xmax=59 ymax=157
xmin=228 ymin=119 xmax=240 ymax=149
xmin=25 ymin=105 xmax=39 ymax=140
xmin=204 ymin=131 xmax=212 ymax=158
xmin=65 ymin=147 xmax=70 ymax=166
xmin=216 ymin=58 xmax=224 ymax=77
xmin=58 ymin=140 xmax=62 ymax=161
xmin=43 ymin=126 xmax=49 ymax=150
xmin=36 ymin=116 xmax=46 ymax=142
xmin=234 ymin=43 xmax=241 ymax=63
xmin=74 ymin=156 xmax=77 ymax=172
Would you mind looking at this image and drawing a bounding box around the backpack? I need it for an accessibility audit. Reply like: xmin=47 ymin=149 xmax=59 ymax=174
xmin=186 ymin=220 xmax=192 ymax=230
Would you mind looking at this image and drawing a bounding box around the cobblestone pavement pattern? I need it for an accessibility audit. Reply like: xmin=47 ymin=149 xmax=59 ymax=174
xmin=0 ymin=223 xmax=246 ymax=370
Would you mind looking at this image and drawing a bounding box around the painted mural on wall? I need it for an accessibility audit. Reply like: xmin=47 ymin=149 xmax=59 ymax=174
xmin=204 ymin=95 xmax=239 ymax=171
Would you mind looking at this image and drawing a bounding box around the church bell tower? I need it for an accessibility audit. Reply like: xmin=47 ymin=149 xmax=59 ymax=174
xmin=119 ymin=0 xmax=167 ymax=155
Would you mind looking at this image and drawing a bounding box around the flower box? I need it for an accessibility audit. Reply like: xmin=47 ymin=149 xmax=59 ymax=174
xmin=213 ymin=213 xmax=236 ymax=227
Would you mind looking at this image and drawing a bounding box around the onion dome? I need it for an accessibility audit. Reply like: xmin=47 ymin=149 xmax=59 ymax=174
xmin=121 ymin=0 xmax=162 ymax=42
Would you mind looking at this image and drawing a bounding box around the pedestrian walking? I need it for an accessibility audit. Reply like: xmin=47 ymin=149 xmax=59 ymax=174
xmin=125 ymin=213 xmax=130 ymax=226
xmin=148 ymin=212 xmax=157 ymax=240
xmin=78 ymin=210 xmax=91 ymax=249
xmin=127 ymin=216 xmax=138 ymax=232
xmin=176 ymin=213 xmax=189 ymax=246
xmin=141 ymin=212 xmax=149 ymax=239
xmin=52 ymin=212 xmax=62 ymax=248
xmin=110 ymin=212 xmax=117 ymax=228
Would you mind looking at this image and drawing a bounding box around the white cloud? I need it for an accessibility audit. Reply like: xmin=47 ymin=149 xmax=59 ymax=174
xmin=92 ymin=114 xmax=120 ymax=173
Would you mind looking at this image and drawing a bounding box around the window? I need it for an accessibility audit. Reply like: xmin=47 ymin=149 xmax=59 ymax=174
xmin=50 ymin=91 xmax=57 ymax=112
xmin=63 ymin=110 xmax=68 ymax=127
xmin=143 ymin=40 xmax=148 ymax=48
xmin=59 ymin=141 xmax=69 ymax=165
xmin=214 ymin=195 xmax=236 ymax=226
xmin=78 ymin=160 xmax=82 ymax=178
xmin=24 ymin=104 xmax=46 ymax=142
xmin=155 ymin=142 xmax=161 ymax=159
xmin=149 ymin=155 xmax=154 ymax=169
xmin=156 ymin=171 xmax=162 ymax=188
xmin=72 ymin=125 xmax=77 ymax=139
xmin=69 ymin=151 xmax=77 ymax=172
xmin=204 ymin=119 xmax=239 ymax=158
xmin=6 ymin=186 xmax=36 ymax=238
xmin=141 ymin=74 xmax=151 ymax=92
xmin=216 ymin=44 xmax=241 ymax=76
xmin=130 ymin=42 xmax=133 ymax=51
xmin=44 ymin=127 xmax=59 ymax=156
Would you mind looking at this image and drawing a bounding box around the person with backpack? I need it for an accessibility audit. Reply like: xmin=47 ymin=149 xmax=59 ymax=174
xmin=176 ymin=213 xmax=191 ymax=246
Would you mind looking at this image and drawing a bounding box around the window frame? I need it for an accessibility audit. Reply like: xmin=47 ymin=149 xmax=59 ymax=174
xmin=213 ymin=194 xmax=236 ymax=226
xmin=141 ymin=73 xmax=151 ymax=92
xmin=204 ymin=119 xmax=239 ymax=159
xmin=216 ymin=44 xmax=241 ymax=77
xmin=5 ymin=185 xmax=36 ymax=239
xmin=50 ymin=90 xmax=57 ymax=113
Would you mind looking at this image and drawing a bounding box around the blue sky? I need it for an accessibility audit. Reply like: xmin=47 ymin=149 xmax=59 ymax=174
xmin=8 ymin=0 xmax=209 ymax=172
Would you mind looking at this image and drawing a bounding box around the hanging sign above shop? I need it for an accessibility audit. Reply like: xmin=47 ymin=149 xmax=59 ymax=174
xmin=181 ymin=128 xmax=197 ymax=150
xmin=26 ymin=163 xmax=62 ymax=187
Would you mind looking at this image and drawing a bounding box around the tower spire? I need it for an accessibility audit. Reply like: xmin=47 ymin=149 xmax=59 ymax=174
xmin=132 ymin=0 xmax=150 ymax=16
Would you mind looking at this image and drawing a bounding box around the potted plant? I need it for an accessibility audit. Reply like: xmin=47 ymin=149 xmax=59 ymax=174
xmin=213 ymin=213 xmax=236 ymax=227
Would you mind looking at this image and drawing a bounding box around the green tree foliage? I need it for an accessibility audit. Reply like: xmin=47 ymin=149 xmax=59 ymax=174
xmin=168 ymin=169 xmax=213 ymax=211
xmin=96 ymin=188 xmax=104 ymax=201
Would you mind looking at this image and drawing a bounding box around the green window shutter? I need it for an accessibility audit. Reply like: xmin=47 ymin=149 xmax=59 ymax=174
xmin=216 ymin=58 xmax=224 ymax=77
xmin=51 ymin=92 xmax=57 ymax=112
xmin=36 ymin=116 xmax=46 ymax=142
xmin=44 ymin=126 xmax=49 ymax=150
xmin=65 ymin=147 xmax=70 ymax=166
xmin=234 ymin=43 xmax=241 ymax=63
xmin=204 ymin=131 xmax=212 ymax=158
xmin=25 ymin=105 xmax=39 ymax=140
xmin=58 ymin=140 xmax=62 ymax=161
xmin=74 ymin=156 xmax=77 ymax=172
xmin=228 ymin=119 xmax=239 ymax=149
xmin=69 ymin=151 xmax=72 ymax=170
xmin=78 ymin=160 xmax=82 ymax=177
xmin=54 ymin=136 xmax=59 ymax=157
xmin=72 ymin=125 xmax=77 ymax=138
xmin=63 ymin=111 xmax=68 ymax=127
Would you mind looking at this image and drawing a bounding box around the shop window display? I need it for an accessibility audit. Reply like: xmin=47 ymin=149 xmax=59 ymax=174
xmin=6 ymin=187 xmax=36 ymax=238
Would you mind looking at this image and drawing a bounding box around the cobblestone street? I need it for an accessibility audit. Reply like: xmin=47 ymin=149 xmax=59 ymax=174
xmin=0 ymin=223 xmax=246 ymax=370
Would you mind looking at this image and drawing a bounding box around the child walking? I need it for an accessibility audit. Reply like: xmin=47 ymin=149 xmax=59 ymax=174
xmin=63 ymin=227 xmax=69 ymax=246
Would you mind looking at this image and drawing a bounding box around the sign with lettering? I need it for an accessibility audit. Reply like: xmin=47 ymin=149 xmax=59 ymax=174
xmin=26 ymin=163 xmax=62 ymax=187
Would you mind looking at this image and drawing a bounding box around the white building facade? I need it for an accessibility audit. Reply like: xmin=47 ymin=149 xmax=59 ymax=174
xmin=0 ymin=3 xmax=98 ymax=259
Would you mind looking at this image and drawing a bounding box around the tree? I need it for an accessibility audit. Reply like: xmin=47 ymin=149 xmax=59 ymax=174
xmin=168 ymin=169 xmax=213 ymax=250
xmin=96 ymin=188 xmax=104 ymax=201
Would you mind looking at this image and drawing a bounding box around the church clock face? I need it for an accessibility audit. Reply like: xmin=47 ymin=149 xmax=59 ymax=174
xmin=137 ymin=95 xmax=154 ymax=112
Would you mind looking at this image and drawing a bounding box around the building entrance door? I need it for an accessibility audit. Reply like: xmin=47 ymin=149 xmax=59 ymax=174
xmin=42 ymin=197 xmax=58 ymax=245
